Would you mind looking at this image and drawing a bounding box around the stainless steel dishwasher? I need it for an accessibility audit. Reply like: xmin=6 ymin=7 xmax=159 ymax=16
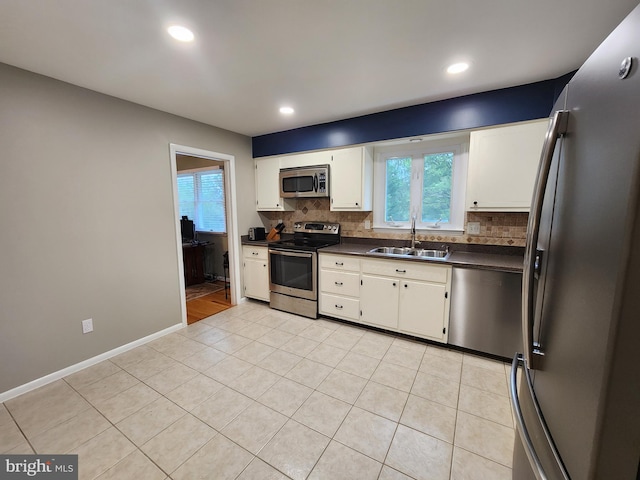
xmin=448 ymin=267 xmax=522 ymax=359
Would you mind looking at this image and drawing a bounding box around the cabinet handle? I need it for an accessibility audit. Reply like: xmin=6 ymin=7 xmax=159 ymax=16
xmin=335 ymin=262 xmax=343 ymax=266
xmin=334 ymin=281 xmax=343 ymax=286
xmin=335 ymin=304 xmax=343 ymax=309
xmin=252 ymin=252 xmax=259 ymax=255
xmin=404 ymin=284 xmax=408 ymax=288
xmin=395 ymin=269 xmax=406 ymax=273
xmin=473 ymin=201 xmax=478 ymax=206
xmin=392 ymin=282 xmax=397 ymax=287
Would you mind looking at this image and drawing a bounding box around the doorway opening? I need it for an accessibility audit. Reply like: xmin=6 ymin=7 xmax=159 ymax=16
xmin=169 ymin=144 xmax=241 ymax=325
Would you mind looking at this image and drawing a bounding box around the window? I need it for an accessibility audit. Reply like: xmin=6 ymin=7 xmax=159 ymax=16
xmin=177 ymin=167 xmax=226 ymax=233
xmin=373 ymin=137 xmax=468 ymax=232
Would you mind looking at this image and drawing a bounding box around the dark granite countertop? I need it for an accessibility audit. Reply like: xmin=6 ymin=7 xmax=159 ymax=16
xmin=240 ymin=234 xmax=293 ymax=247
xmin=320 ymin=238 xmax=524 ymax=273
xmin=241 ymin=235 xmax=523 ymax=272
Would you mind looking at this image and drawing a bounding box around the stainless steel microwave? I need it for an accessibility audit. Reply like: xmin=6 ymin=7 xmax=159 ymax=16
xmin=279 ymin=165 xmax=329 ymax=198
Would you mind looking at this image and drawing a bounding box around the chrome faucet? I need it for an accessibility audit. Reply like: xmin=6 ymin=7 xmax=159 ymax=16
xmin=410 ymin=215 xmax=420 ymax=249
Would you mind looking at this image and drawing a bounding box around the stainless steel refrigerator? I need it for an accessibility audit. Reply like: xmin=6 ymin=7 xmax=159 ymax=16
xmin=511 ymin=4 xmax=640 ymax=479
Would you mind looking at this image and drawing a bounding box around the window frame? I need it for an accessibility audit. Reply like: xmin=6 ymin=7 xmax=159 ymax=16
xmin=177 ymin=166 xmax=227 ymax=234
xmin=373 ymin=136 xmax=468 ymax=233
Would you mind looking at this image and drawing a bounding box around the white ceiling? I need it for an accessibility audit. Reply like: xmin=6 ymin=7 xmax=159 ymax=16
xmin=1 ymin=0 xmax=638 ymax=137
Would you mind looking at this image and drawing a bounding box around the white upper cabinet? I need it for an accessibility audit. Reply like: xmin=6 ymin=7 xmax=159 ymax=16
xmin=255 ymin=157 xmax=294 ymax=211
xmin=466 ymin=119 xmax=549 ymax=211
xmin=330 ymin=146 xmax=373 ymax=211
xmin=279 ymin=151 xmax=329 ymax=168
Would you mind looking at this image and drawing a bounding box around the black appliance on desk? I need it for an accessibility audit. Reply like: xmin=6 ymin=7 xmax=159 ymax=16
xmin=510 ymin=6 xmax=640 ymax=479
xmin=268 ymin=222 xmax=340 ymax=319
xmin=180 ymin=216 xmax=195 ymax=243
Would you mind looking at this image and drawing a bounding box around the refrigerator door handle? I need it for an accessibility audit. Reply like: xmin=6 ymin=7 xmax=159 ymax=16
xmin=510 ymin=354 xmax=571 ymax=480
xmin=522 ymin=110 xmax=569 ymax=368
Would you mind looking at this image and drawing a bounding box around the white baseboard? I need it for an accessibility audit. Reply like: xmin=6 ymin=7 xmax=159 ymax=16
xmin=0 ymin=323 xmax=184 ymax=403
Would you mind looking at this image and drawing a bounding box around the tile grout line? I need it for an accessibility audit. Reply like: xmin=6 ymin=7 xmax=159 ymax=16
xmin=62 ymin=376 xmax=176 ymax=479
xmin=5 ymin=303 xmax=514 ymax=479
xmin=374 ymin=344 xmax=424 ymax=480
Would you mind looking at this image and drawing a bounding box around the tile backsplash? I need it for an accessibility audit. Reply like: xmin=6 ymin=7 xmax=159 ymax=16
xmin=259 ymin=198 xmax=527 ymax=247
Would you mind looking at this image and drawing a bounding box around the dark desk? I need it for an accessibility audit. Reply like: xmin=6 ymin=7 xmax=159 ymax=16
xmin=182 ymin=243 xmax=206 ymax=286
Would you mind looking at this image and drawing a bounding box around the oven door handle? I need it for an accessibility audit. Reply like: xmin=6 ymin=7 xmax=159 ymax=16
xmin=269 ymin=248 xmax=314 ymax=258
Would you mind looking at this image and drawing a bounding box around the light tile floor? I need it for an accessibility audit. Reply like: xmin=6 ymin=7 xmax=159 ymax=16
xmin=1 ymin=301 xmax=515 ymax=480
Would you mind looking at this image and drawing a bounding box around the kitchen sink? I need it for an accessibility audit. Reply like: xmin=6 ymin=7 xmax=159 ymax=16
xmin=368 ymin=246 xmax=413 ymax=255
xmin=408 ymin=249 xmax=448 ymax=258
xmin=368 ymin=246 xmax=449 ymax=259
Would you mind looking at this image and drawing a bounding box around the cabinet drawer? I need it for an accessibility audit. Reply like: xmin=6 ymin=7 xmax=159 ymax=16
xmin=362 ymin=258 xmax=449 ymax=283
xmin=320 ymin=270 xmax=360 ymax=297
xmin=319 ymin=293 xmax=360 ymax=321
xmin=243 ymin=246 xmax=268 ymax=260
xmin=319 ymin=253 xmax=360 ymax=272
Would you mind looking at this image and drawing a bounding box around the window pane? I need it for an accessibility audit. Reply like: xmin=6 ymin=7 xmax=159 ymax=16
xmin=422 ymin=152 xmax=453 ymax=223
xmin=177 ymin=169 xmax=226 ymax=234
xmin=196 ymin=170 xmax=226 ymax=233
xmin=177 ymin=175 xmax=196 ymax=221
xmin=385 ymin=157 xmax=411 ymax=222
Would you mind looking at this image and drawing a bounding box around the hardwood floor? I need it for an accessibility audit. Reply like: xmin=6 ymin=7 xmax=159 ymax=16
xmin=186 ymin=281 xmax=233 ymax=324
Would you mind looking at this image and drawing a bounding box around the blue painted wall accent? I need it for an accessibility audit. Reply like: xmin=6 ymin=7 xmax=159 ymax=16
xmin=252 ymin=72 xmax=575 ymax=158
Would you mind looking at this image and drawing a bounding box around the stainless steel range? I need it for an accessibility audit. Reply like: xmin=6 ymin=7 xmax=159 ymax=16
xmin=268 ymin=221 xmax=340 ymax=318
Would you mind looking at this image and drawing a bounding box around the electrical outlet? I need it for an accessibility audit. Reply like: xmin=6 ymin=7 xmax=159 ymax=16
xmin=82 ymin=318 xmax=93 ymax=334
xmin=364 ymin=220 xmax=371 ymax=229
xmin=467 ymin=222 xmax=481 ymax=235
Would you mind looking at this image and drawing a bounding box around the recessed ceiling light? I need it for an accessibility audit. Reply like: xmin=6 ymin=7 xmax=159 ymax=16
xmin=279 ymin=106 xmax=295 ymax=115
xmin=447 ymin=62 xmax=469 ymax=74
xmin=168 ymin=25 xmax=194 ymax=42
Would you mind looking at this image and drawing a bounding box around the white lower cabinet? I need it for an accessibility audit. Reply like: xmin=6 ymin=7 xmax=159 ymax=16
xmin=319 ymin=253 xmax=451 ymax=343
xmin=360 ymin=274 xmax=399 ymax=329
xmin=242 ymin=245 xmax=270 ymax=301
xmin=398 ymin=279 xmax=449 ymax=340
xmin=359 ymin=258 xmax=451 ymax=343
xmin=319 ymin=254 xmax=361 ymax=321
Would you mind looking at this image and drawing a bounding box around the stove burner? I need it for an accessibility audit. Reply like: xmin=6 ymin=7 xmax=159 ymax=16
xmin=270 ymin=221 xmax=340 ymax=252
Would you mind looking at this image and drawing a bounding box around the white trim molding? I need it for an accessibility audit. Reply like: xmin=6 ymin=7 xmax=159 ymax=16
xmin=0 ymin=323 xmax=183 ymax=403
xmin=169 ymin=143 xmax=241 ymax=325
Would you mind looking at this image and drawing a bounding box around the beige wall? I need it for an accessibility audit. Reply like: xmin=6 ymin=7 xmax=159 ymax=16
xmin=0 ymin=63 xmax=259 ymax=394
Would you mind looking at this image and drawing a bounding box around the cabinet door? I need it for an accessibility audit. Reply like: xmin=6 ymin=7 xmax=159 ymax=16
xmin=467 ymin=119 xmax=548 ymax=211
xmin=243 ymin=257 xmax=270 ymax=301
xmin=255 ymin=157 xmax=293 ymax=211
xmin=398 ymin=280 xmax=448 ymax=342
xmin=330 ymin=147 xmax=373 ymax=211
xmin=360 ymin=274 xmax=399 ymax=329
